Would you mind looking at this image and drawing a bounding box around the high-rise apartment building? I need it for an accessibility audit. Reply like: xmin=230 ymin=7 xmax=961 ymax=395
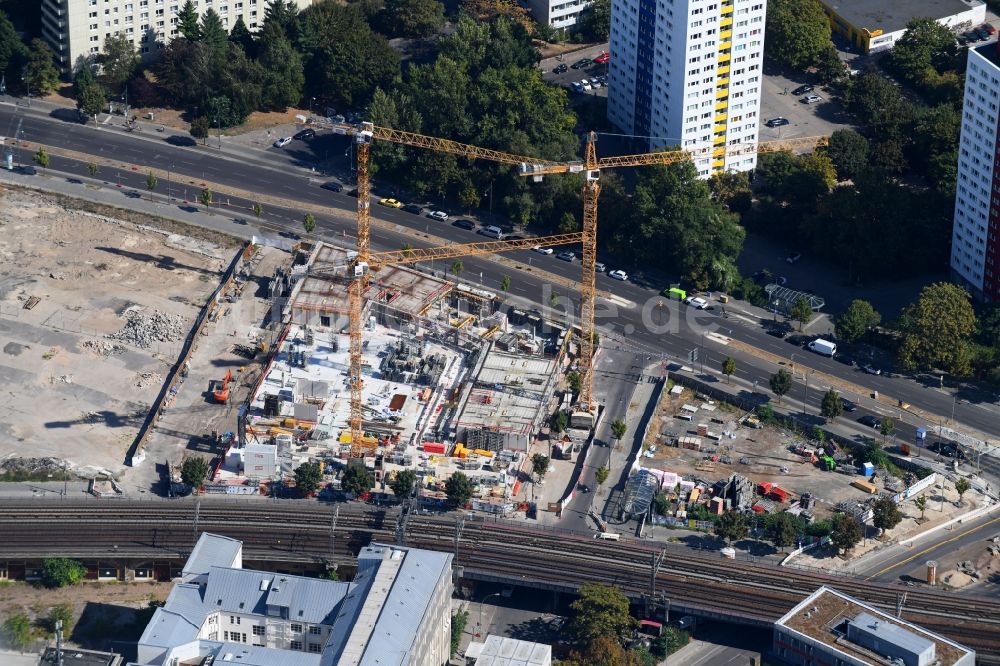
xmin=607 ymin=0 xmax=767 ymax=176
xmin=521 ymin=0 xmax=594 ymax=30
xmin=40 ymin=0 xmax=313 ymax=74
xmin=952 ymin=41 xmax=1000 ymax=302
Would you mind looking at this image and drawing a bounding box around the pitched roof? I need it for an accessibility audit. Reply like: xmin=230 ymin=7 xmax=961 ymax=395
xmin=183 ymin=533 xmax=242 ymax=579
xmin=203 ymin=566 xmax=350 ymax=624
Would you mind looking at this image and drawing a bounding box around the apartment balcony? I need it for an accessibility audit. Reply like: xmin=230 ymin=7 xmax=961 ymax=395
xmin=713 ymin=123 xmax=727 ymax=134
xmin=712 ymin=159 xmax=726 ymax=169
xmin=720 ymin=16 xmax=733 ymax=27
xmin=720 ymin=29 xmax=732 ymax=39
xmin=717 ymin=64 xmax=730 ymax=75
xmin=715 ymin=87 xmax=729 ymax=99
xmin=715 ymin=112 xmax=728 ymax=123
xmin=721 ymin=4 xmax=734 ymax=14
xmin=715 ymin=99 xmax=728 ymax=111
xmin=713 ymin=134 xmax=726 ymax=146
xmin=716 ymin=77 xmax=730 ymax=87
xmin=717 ymin=52 xmax=731 ymax=63
xmin=712 ymin=146 xmax=727 ymax=157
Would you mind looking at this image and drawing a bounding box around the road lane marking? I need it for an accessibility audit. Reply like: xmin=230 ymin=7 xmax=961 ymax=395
xmin=864 ymin=515 xmax=1000 ymax=581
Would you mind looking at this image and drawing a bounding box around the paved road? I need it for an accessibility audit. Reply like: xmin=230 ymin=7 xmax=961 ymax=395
xmin=4 ymin=102 xmax=999 ymax=450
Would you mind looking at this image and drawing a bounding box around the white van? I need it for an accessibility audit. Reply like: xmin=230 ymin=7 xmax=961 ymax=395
xmin=480 ymin=225 xmax=504 ymax=239
xmin=595 ymin=532 xmax=621 ymax=541
xmin=807 ymin=338 xmax=837 ymax=357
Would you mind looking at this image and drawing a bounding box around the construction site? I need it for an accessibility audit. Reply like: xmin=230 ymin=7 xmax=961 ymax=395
xmin=0 ymin=187 xmax=236 ymax=477
xmin=200 ymin=241 xmax=571 ymax=509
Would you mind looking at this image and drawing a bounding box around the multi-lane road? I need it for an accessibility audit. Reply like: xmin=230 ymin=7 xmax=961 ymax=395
xmin=3 ymin=102 xmax=999 ymax=452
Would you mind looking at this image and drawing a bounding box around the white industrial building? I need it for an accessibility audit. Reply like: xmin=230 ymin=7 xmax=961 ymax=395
xmin=465 ymin=634 xmax=552 ymax=666
xmin=607 ymin=0 xmax=767 ymax=175
xmin=818 ymin=0 xmax=986 ymax=54
xmin=520 ymin=0 xmax=593 ymax=30
xmin=135 ymin=533 xmax=454 ymax=666
xmin=40 ymin=0 xmax=314 ymax=73
xmin=951 ymin=41 xmax=1000 ymax=302
xmin=773 ymin=586 xmax=975 ymax=666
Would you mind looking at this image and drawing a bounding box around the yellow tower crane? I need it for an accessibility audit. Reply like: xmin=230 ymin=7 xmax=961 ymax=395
xmin=329 ymin=121 xmax=827 ymax=455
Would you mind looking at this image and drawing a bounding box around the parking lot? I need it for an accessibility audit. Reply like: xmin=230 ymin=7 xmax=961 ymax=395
xmin=540 ymin=45 xmax=610 ymax=100
xmin=757 ymin=66 xmax=859 ymax=142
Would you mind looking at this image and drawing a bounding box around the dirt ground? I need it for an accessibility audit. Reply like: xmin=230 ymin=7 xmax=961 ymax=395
xmin=0 ymin=579 xmax=169 ymax=650
xmin=643 ymin=385 xmax=895 ymax=517
xmin=0 ymin=187 xmax=236 ymax=476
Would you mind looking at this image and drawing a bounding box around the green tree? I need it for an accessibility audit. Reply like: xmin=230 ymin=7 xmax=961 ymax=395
xmin=262 ymin=0 xmax=301 ymax=40
xmin=566 ymin=371 xmax=581 ymax=395
xmin=835 ymin=299 xmax=881 ymax=343
xmin=500 ymin=274 xmax=511 ymax=295
xmin=98 ymin=33 xmax=139 ymax=89
xmin=390 ymin=469 xmax=417 ymax=498
xmin=955 ymin=477 xmax=971 ymax=506
xmin=898 ymin=283 xmax=977 ymax=374
xmin=450 ymin=259 xmax=464 ymax=276
xmin=830 ymin=513 xmax=863 ymax=554
xmin=199 ymin=9 xmax=229 ymax=53
xmin=87 ymin=162 xmax=100 ymax=179
xmin=769 ymin=369 xmax=792 ymax=404
xmin=610 ymin=419 xmax=627 ymax=445
xmin=872 ymin=497 xmax=902 ymax=535
xmin=766 ymin=512 xmax=799 ymax=551
xmin=445 ymin=470 xmax=475 ymax=507
xmin=531 ymin=453 xmax=550 ymax=479
xmin=25 ymin=38 xmax=59 ymax=95
xmin=199 ymin=188 xmax=213 ymax=208
xmin=47 ymin=604 xmax=74 ymax=634
xmin=228 ymin=15 xmax=256 ymax=55
xmin=764 ymin=0 xmax=832 ymax=69
xmin=814 ymin=42 xmax=846 ymax=83
xmin=145 ymin=171 xmax=158 ymax=201
xmin=257 ymin=25 xmax=304 ymax=110
xmin=653 ymin=491 xmax=670 ymax=516
xmin=879 ymin=417 xmax=895 ymax=443
xmin=722 ymin=356 xmax=736 ymax=384
xmin=450 ymin=608 xmax=468 ymax=656
xmin=41 ymin=558 xmax=87 ymax=588
xmin=253 ymin=202 xmax=263 ymax=218
xmin=320 ymin=567 xmax=339 ymax=580
xmin=181 ymin=456 xmax=209 ymax=490
xmin=190 ymin=116 xmax=211 ymax=143
xmin=76 ymin=79 xmax=107 ymax=120
xmin=0 ymin=10 xmax=29 ymax=84
xmin=820 ymin=389 xmax=843 ymax=421
xmin=891 ymin=17 xmax=957 ymax=84
xmin=864 ymin=439 xmax=890 ymax=470
xmin=567 ymin=582 xmax=637 ymax=644
xmin=578 ymin=0 xmax=611 ymax=41
xmin=708 ymin=170 xmax=752 ymax=213
xmin=825 ymin=129 xmax=869 ymax=182
xmin=341 ymin=464 xmax=374 ymax=496
xmin=303 ymin=212 xmax=316 ymax=233
xmin=652 ymin=627 xmax=688 ymax=658
xmin=594 ymin=465 xmax=610 ymax=489
xmin=1 ymin=613 xmax=31 ymax=651
xmin=32 ymin=147 xmax=49 ymax=168
xmin=382 ymin=0 xmax=445 ymax=38
xmin=914 ymin=495 xmax=927 ymax=521
xmin=550 ymin=409 xmax=567 ymax=433
xmin=790 ymin=296 xmax=813 ymax=331
xmin=293 ymin=461 xmax=323 ymax=496
xmin=714 ymin=511 xmax=749 ymax=544
xmin=176 ymin=0 xmax=201 ymax=40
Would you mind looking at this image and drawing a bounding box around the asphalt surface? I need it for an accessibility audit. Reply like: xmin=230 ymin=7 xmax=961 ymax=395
xmin=3 ymin=102 xmax=999 ymax=449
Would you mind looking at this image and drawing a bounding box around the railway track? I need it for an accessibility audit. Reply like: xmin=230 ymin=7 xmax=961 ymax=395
xmin=1 ymin=500 xmax=999 ymax=659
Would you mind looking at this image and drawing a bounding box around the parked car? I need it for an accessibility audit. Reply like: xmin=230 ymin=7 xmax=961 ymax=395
xmin=594 ymin=262 xmax=607 ymax=272
xmin=453 ymin=219 xmax=476 ymax=230
xmin=840 ymin=398 xmax=857 ymax=412
xmin=571 ymin=58 xmax=592 ymax=69
xmin=320 ymin=181 xmax=343 ymax=193
xmin=553 ymin=63 xmax=568 ymax=74
xmin=684 ymin=296 xmax=708 ymax=309
xmin=533 ymin=246 xmax=554 ymax=255
xmin=378 ymin=198 xmax=403 ymax=208
xmin=428 ymin=210 xmax=449 ymax=221
xmin=858 ymin=415 xmax=881 ymax=429
xmin=608 ymin=270 xmax=629 ymax=281
xmin=785 ymin=251 xmax=802 ymax=263
xmin=591 ymin=78 xmax=603 ymax=89
xmin=293 ymin=128 xmax=316 ymax=140
xmin=862 ymin=364 xmax=882 ymax=375
xmin=800 ymin=94 xmax=822 ymax=104
xmin=975 ymin=27 xmax=990 ymax=39
xmin=581 ymin=79 xmax=593 ymax=91
xmin=765 ymin=117 xmax=790 ymax=128
xmin=594 ymin=51 xmax=610 ymax=64
xmin=557 ymin=251 xmax=576 ymax=262
xmin=572 ymin=81 xmax=584 ymax=92
xmin=791 ymin=84 xmax=814 ymax=95
xmin=402 ymin=204 xmax=423 ymax=214
xmin=983 ymin=22 xmax=996 ymax=34
xmin=957 ymin=34 xmax=971 ymax=45
xmin=273 ymin=136 xmax=292 ymax=148
xmin=577 ymin=483 xmax=591 ymax=493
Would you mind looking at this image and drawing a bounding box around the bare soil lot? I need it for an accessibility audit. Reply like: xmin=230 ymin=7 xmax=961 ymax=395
xmin=0 ymin=187 xmax=235 ymax=475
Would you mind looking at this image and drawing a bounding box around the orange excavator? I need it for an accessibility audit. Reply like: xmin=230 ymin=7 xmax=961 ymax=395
xmin=213 ymin=370 xmax=233 ymax=403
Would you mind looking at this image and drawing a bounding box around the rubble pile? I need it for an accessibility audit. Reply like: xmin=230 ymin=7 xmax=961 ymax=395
xmin=0 ymin=457 xmax=70 ymax=477
xmin=82 ymin=339 xmax=127 ymax=356
xmin=107 ymin=308 xmax=186 ymax=349
xmin=134 ymin=371 xmax=163 ymax=388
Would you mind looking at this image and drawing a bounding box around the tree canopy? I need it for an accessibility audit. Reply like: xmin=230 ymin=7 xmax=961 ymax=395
xmin=181 ymin=456 xmax=209 ymax=489
xmin=891 ymin=18 xmax=958 ymax=85
xmin=567 ymin=583 xmax=637 ymax=645
xmin=294 ymin=462 xmax=324 ymax=496
xmin=872 ymin=497 xmax=902 ymax=534
xmin=41 ymin=558 xmax=87 ymax=588
xmin=820 ymin=389 xmax=843 ymax=421
xmin=380 ymin=0 xmax=445 ymax=38
xmin=766 ymin=512 xmax=799 ymax=550
xmin=825 ymin=129 xmax=869 ymax=182
xmin=342 ymin=464 xmax=374 ymax=496
xmin=764 ymin=0 xmax=832 ymax=69
xmin=390 ymin=469 xmax=417 ymax=498
xmin=25 ymin=38 xmax=59 ymax=95
xmin=898 ymin=282 xmax=977 ymax=374
xmin=98 ymin=33 xmax=139 ymax=89
xmin=715 ymin=511 xmax=749 ymax=544
xmin=446 ymin=471 xmax=475 ymax=506
xmin=770 ymin=369 xmax=792 ymax=403
xmin=836 ymin=299 xmax=881 ymax=343
xmin=830 ymin=513 xmax=863 ymax=553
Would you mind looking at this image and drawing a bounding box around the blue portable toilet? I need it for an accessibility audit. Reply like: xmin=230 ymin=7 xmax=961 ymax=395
xmin=861 ymin=462 xmax=875 ymax=478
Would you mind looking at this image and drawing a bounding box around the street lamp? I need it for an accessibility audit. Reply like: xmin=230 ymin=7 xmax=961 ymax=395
xmin=477 ymin=592 xmax=502 ymax=638
xmin=216 ymin=111 xmax=222 ymax=149
xmin=484 ymin=179 xmax=495 ymax=220
xmin=167 ymin=163 xmax=174 ymax=201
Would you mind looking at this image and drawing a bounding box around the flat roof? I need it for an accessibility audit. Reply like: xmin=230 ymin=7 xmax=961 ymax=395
xmin=972 ymin=41 xmax=1000 ymax=69
xmin=776 ymin=586 xmax=974 ymax=666
xmin=821 ymin=0 xmax=984 ymax=33
xmin=455 ymin=349 xmax=555 ymax=435
xmin=41 ymin=647 xmax=120 ymax=666
xmin=470 ymin=635 xmax=552 ymax=666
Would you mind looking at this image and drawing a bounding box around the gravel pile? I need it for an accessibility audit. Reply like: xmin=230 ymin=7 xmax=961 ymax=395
xmin=82 ymin=340 xmax=127 ymax=356
xmin=107 ymin=308 xmax=186 ymax=349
